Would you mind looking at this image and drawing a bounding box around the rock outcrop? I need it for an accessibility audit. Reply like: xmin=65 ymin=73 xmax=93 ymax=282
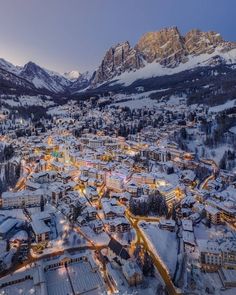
xmin=92 ymin=27 xmax=236 ymax=86
xmin=92 ymin=41 xmax=142 ymax=85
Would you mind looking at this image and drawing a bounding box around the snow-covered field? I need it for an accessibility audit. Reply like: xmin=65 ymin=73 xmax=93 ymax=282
xmin=111 ymin=91 xmax=186 ymax=110
xmin=1 ymin=95 xmax=54 ymax=108
xmin=112 ymin=97 xmax=162 ymax=110
xmin=186 ymin=134 xmax=233 ymax=165
xmin=139 ymin=221 xmax=178 ymax=277
xmin=209 ymin=99 xmax=236 ymax=113
xmin=47 ymin=105 xmax=71 ymax=116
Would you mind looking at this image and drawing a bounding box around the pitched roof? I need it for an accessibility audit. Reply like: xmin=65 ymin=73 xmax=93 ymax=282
xmin=108 ymin=238 xmax=130 ymax=260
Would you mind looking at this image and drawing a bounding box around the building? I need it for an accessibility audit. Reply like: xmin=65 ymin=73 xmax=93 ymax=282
xmin=106 ymin=217 xmax=131 ymax=233
xmin=205 ymin=205 xmax=221 ymax=225
xmin=182 ymin=219 xmax=193 ymax=232
xmin=218 ymin=268 xmax=236 ymax=288
xmin=102 ymin=199 xmax=125 ymax=219
xmin=182 ymin=231 xmax=195 ymax=250
xmin=0 ymin=252 xmax=105 ymax=295
xmin=89 ymin=220 xmax=103 ymax=234
xmin=30 ymin=212 xmax=52 ymax=243
xmin=199 ymin=238 xmax=236 ymax=271
xmin=108 ymin=238 xmax=130 ymax=264
xmin=0 ymin=219 xmax=18 ymax=239
xmin=1 ymin=189 xmax=44 ymax=209
xmin=122 ymin=260 xmax=143 ymax=286
xmin=106 ymin=174 xmax=124 ymax=192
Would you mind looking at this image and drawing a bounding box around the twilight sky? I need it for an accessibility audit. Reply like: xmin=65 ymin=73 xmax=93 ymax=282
xmin=0 ymin=0 xmax=235 ymax=74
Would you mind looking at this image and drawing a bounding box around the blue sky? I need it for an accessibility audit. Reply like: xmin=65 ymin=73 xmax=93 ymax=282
xmin=0 ymin=0 xmax=235 ymax=73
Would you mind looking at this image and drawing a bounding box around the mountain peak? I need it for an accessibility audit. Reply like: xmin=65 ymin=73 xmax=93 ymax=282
xmin=64 ymin=70 xmax=81 ymax=81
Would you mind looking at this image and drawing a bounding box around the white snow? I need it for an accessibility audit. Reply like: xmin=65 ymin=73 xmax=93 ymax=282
xmin=229 ymin=126 xmax=236 ymax=134
xmin=64 ymin=70 xmax=80 ymax=81
xmin=1 ymin=95 xmax=54 ymax=108
xmin=0 ymin=58 xmax=21 ymax=75
xmin=209 ymin=99 xmax=236 ymax=113
xmin=111 ymin=48 xmax=236 ymax=86
xmin=113 ymin=97 xmax=160 ymax=109
xmin=110 ymin=91 xmax=183 ymax=110
xmin=139 ymin=221 xmax=178 ymax=277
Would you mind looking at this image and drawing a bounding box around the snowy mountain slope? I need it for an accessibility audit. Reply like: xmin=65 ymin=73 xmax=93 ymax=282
xmin=89 ymin=27 xmax=236 ymax=87
xmin=70 ymin=71 xmax=94 ymax=93
xmin=110 ymin=47 xmax=236 ymax=87
xmin=0 ymin=67 xmax=35 ymax=92
xmin=0 ymin=58 xmax=21 ymax=75
xmin=19 ymin=62 xmax=70 ymax=93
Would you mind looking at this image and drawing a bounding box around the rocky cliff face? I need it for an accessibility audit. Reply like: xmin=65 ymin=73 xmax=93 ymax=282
xmin=92 ymin=41 xmax=142 ymax=85
xmin=184 ymin=29 xmax=223 ymax=55
xmin=92 ymin=27 xmax=236 ymax=86
xmin=136 ymin=27 xmax=187 ymax=66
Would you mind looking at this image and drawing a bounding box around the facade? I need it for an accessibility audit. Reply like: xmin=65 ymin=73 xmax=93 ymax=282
xmin=107 ymin=218 xmax=131 ymax=233
xmin=205 ymin=206 xmax=221 ymax=225
xmin=1 ymin=189 xmax=44 ymax=208
xmin=122 ymin=260 xmax=143 ymax=286
xmin=30 ymin=212 xmax=52 ymax=243
xmin=199 ymin=239 xmax=236 ymax=271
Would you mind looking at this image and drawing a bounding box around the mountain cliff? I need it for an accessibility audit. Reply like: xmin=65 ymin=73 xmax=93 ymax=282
xmin=91 ymin=27 xmax=236 ymax=86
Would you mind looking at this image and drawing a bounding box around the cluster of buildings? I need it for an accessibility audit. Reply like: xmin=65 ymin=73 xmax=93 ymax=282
xmin=0 ymin=93 xmax=235 ymax=294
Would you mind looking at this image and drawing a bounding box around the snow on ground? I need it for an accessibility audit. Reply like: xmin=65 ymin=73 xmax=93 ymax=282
xmin=111 ymin=48 xmax=236 ymax=86
xmin=139 ymin=221 xmax=178 ymax=277
xmin=1 ymin=95 xmax=54 ymax=108
xmin=47 ymin=105 xmax=70 ymax=116
xmin=209 ymin=99 xmax=236 ymax=113
xmin=112 ymin=97 xmax=163 ymax=110
xmin=46 ymin=211 xmax=87 ymax=249
xmin=107 ymin=261 xmax=161 ymax=295
xmin=111 ymin=91 xmax=186 ymax=110
xmin=31 ymin=206 xmax=88 ymax=258
xmin=202 ymin=272 xmax=236 ymax=295
xmin=207 ymin=145 xmax=234 ymax=165
xmin=186 ymin=136 xmax=233 ymax=165
xmin=80 ymin=225 xmax=110 ymax=246
xmin=168 ymin=94 xmax=186 ymax=105
xmin=111 ymin=90 xmax=157 ymax=102
xmin=229 ymin=126 xmax=236 ymax=134
xmin=194 ymin=222 xmax=233 ymax=241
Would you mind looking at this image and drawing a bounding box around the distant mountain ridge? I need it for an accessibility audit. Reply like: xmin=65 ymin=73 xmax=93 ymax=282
xmin=0 ymin=27 xmax=236 ymax=95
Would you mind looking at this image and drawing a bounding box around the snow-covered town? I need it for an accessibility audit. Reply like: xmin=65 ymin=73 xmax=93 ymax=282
xmin=1 ymin=2 xmax=236 ymax=295
xmin=0 ymin=90 xmax=235 ymax=295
